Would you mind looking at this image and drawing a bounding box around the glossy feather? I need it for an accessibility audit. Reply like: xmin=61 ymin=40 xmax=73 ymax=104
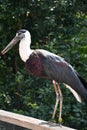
xmin=25 ymin=49 xmax=87 ymax=102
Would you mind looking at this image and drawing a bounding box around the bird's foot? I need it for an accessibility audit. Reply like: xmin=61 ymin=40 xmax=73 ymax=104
xmin=50 ymin=119 xmax=56 ymax=123
xmin=41 ymin=117 xmax=62 ymax=127
xmin=40 ymin=120 xmax=57 ymax=126
xmin=47 ymin=119 xmax=61 ymax=127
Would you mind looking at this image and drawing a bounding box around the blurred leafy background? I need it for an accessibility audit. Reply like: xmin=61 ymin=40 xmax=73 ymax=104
xmin=0 ymin=0 xmax=87 ymax=129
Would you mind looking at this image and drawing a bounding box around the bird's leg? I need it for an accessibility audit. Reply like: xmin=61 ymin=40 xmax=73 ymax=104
xmin=57 ymin=83 xmax=63 ymax=124
xmin=51 ymin=80 xmax=60 ymax=122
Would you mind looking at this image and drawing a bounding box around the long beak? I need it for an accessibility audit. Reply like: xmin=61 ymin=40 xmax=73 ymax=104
xmin=1 ymin=36 xmax=20 ymax=55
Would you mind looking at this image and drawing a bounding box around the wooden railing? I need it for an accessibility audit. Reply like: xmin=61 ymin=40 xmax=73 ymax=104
xmin=0 ymin=110 xmax=76 ymax=130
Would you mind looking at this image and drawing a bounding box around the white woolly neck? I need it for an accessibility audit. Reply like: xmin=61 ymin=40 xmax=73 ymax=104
xmin=19 ymin=31 xmax=33 ymax=62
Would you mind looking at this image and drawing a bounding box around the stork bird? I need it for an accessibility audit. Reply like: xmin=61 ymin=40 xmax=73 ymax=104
xmin=1 ymin=29 xmax=87 ymax=124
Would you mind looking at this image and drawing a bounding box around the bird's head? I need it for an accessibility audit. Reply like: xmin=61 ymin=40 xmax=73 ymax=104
xmin=1 ymin=29 xmax=31 ymax=55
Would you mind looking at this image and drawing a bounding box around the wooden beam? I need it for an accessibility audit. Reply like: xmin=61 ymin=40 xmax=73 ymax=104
xmin=0 ymin=110 xmax=76 ymax=130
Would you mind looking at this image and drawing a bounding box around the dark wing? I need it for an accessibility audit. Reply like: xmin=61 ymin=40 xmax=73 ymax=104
xmin=37 ymin=49 xmax=87 ymax=103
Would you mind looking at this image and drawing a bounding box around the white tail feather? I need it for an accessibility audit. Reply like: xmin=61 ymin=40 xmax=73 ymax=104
xmin=64 ymin=83 xmax=82 ymax=103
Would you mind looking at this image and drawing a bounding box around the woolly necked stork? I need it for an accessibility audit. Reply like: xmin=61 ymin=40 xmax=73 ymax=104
xmin=1 ymin=29 xmax=87 ymax=123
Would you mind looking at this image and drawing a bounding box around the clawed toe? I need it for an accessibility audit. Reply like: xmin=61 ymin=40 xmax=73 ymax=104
xmin=47 ymin=119 xmax=62 ymax=127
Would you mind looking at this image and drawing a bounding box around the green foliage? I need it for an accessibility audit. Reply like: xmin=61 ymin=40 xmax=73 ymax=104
xmin=0 ymin=0 xmax=87 ymax=129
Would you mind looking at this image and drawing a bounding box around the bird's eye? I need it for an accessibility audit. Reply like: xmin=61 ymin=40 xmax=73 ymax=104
xmin=16 ymin=32 xmax=22 ymax=37
xmin=18 ymin=32 xmax=21 ymax=35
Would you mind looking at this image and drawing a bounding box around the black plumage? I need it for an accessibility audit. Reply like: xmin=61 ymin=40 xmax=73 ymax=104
xmin=25 ymin=49 xmax=87 ymax=102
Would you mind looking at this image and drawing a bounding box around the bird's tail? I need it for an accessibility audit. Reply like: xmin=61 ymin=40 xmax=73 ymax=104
xmin=77 ymin=74 xmax=87 ymax=103
xmin=77 ymin=75 xmax=87 ymax=90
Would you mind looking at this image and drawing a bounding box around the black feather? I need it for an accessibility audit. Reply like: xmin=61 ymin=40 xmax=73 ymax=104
xmin=77 ymin=74 xmax=87 ymax=90
xmin=76 ymin=74 xmax=87 ymax=102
